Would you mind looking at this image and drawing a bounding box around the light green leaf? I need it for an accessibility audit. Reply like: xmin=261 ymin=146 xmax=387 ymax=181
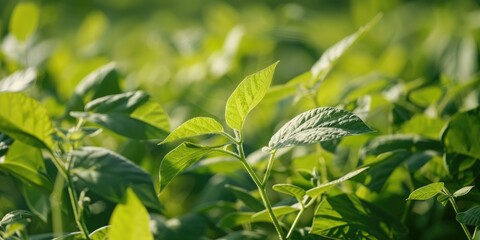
xmin=267 ymin=107 xmax=372 ymax=151
xmin=109 ymin=188 xmax=153 ymax=240
xmin=160 ymin=117 xmax=224 ymax=145
xmin=0 ymin=92 xmax=55 ymax=150
xmin=272 ymin=184 xmax=306 ymax=201
xmin=310 ymin=14 xmax=381 ymax=87
xmin=456 ymin=206 xmax=480 ymax=226
xmin=453 ymin=186 xmax=475 ymax=198
xmin=225 ymin=61 xmax=278 ymax=131
xmin=251 ymin=206 xmax=299 ymax=223
xmin=71 ymin=91 xmax=169 ymax=140
xmin=225 ymin=185 xmax=264 ymax=212
xmin=159 ymin=143 xmax=213 ymax=191
xmin=90 ymin=226 xmax=109 ymax=240
xmin=306 ymin=167 xmax=369 ymax=198
xmin=0 ymin=68 xmax=36 ymax=92
xmin=9 ymin=2 xmax=39 ymax=41
xmin=219 ymin=212 xmax=254 ymax=229
xmin=71 ymin=147 xmax=161 ymax=211
xmin=407 ymin=182 xmax=445 ymax=200
xmin=0 ymin=210 xmax=33 ymax=227
xmin=442 ymin=107 xmax=480 ymax=159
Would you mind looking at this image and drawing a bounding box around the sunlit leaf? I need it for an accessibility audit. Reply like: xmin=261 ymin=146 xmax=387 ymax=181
xmin=225 ymin=185 xmax=264 ymax=212
xmin=160 ymin=117 xmax=224 ymax=145
xmin=0 ymin=92 xmax=55 ymax=150
xmin=71 ymin=91 xmax=169 ymax=140
xmin=225 ymin=61 xmax=278 ymax=131
xmin=9 ymin=2 xmax=39 ymax=41
xmin=442 ymin=107 xmax=480 ymax=159
xmin=272 ymin=184 xmax=306 ymax=201
xmin=109 ymin=188 xmax=153 ymax=240
xmin=159 ymin=143 xmax=213 ymax=191
xmin=251 ymin=206 xmax=299 ymax=222
xmin=456 ymin=206 xmax=480 ymax=226
xmin=71 ymin=147 xmax=161 ymax=211
xmin=90 ymin=226 xmax=109 ymax=240
xmin=407 ymin=182 xmax=445 ymax=200
xmin=267 ymin=107 xmax=372 ymax=151
xmin=0 ymin=68 xmax=36 ymax=92
xmin=453 ymin=186 xmax=475 ymax=198
xmin=306 ymin=167 xmax=369 ymax=198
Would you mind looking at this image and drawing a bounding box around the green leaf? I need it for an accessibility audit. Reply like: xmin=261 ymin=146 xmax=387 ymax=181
xmin=272 ymin=184 xmax=306 ymax=201
xmin=225 ymin=61 xmax=278 ymax=131
xmin=361 ymin=134 xmax=442 ymax=157
xmin=90 ymin=226 xmax=109 ymax=240
xmin=66 ymin=63 xmax=122 ymax=113
xmin=442 ymin=107 xmax=480 ymax=159
xmin=437 ymin=195 xmax=449 ymax=206
xmin=225 ymin=185 xmax=264 ymax=212
xmin=218 ymin=212 xmax=254 ymax=229
xmin=456 ymin=206 xmax=480 ymax=226
xmin=251 ymin=206 xmax=299 ymax=222
xmin=71 ymin=147 xmax=161 ymax=211
xmin=159 ymin=143 xmax=213 ymax=191
xmin=109 ymin=188 xmax=153 ymax=240
xmin=310 ymin=14 xmax=381 ymax=87
xmin=267 ymin=107 xmax=372 ymax=151
xmin=306 ymin=167 xmax=369 ymax=198
xmin=311 ymin=194 xmax=407 ymax=239
xmin=0 ymin=68 xmax=36 ymax=92
xmin=0 ymin=210 xmax=33 ymax=227
xmin=71 ymin=91 xmax=169 ymax=140
xmin=453 ymin=186 xmax=475 ymax=198
xmin=407 ymin=182 xmax=445 ymax=200
xmin=9 ymin=2 xmax=39 ymax=41
xmin=0 ymin=92 xmax=55 ymax=150
xmin=362 ymin=150 xmax=411 ymax=192
xmin=160 ymin=117 xmax=224 ymax=145
xmin=22 ymin=184 xmax=50 ymax=222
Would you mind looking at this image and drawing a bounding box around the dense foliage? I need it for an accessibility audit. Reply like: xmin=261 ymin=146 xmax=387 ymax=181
xmin=1 ymin=0 xmax=480 ymax=239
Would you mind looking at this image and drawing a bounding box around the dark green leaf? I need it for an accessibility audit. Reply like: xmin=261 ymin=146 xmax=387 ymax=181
xmin=407 ymin=182 xmax=445 ymax=200
xmin=442 ymin=107 xmax=480 ymax=159
xmin=251 ymin=206 xmax=299 ymax=222
xmin=0 ymin=68 xmax=36 ymax=92
xmin=225 ymin=185 xmax=264 ymax=212
xmin=361 ymin=134 xmax=443 ymax=158
xmin=267 ymin=107 xmax=372 ymax=151
xmin=160 ymin=117 xmax=224 ymax=145
xmin=71 ymin=146 xmax=161 ymax=211
xmin=22 ymin=184 xmax=50 ymax=222
xmin=456 ymin=206 xmax=480 ymax=226
xmin=218 ymin=212 xmax=254 ymax=229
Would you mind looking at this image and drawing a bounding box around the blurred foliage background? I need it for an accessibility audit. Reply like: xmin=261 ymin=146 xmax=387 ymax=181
xmin=1 ymin=0 xmax=480 ymax=239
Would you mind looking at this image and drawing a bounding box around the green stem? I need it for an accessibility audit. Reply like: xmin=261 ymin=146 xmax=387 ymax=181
xmin=444 ymin=188 xmax=472 ymax=240
xmin=473 ymin=226 xmax=478 ymax=240
xmin=236 ymin=141 xmax=286 ymax=240
xmin=316 ymin=145 xmax=328 ymax=183
xmin=66 ymin=173 xmax=91 ymax=239
xmin=50 ymin=173 xmax=65 ymax=238
xmin=262 ymin=150 xmax=277 ymax=185
xmin=286 ymin=207 xmax=304 ymax=239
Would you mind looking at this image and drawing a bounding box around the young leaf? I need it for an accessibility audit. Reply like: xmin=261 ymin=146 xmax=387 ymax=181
xmin=456 ymin=206 xmax=480 ymax=226
xmin=272 ymin=184 xmax=306 ymax=201
xmin=0 ymin=92 xmax=55 ymax=150
xmin=225 ymin=185 xmax=264 ymax=212
xmin=160 ymin=117 xmax=224 ymax=145
xmin=251 ymin=206 xmax=299 ymax=222
xmin=267 ymin=107 xmax=372 ymax=151
xmin=442 ymin=107 xmax=480 ymax=159
xmin=437 ymin=195 xmax=450 ymax=206
xmin=159 ymin=143 xmax=213 ymax=191
xmin=109 ymin=188 xmax=153 ymax=240
xmin=219 ymin=212 xmax=254 ymax=229
xmin=90 ymin=226 xmax=109 ymax=240
xmin=0 ymin=210 xmax=33 ymax=227
xmin=225 ymin=61 xmax=278 ymax=131
xmin=9 ymin=2 xmax=39 ymax=41
xmin=306 ymin=167 xmax=369 ymax=198
xmin=71 ymin=147 xmax=161 ymax=211
xmin=453 ymin=186 xmax=475 ymax=198
xmin=407 ymin=182 xmax=445 ymax=200
xmin=0 ymin=68 xmax=36 ymax=92
xmin=71 ymin=91 xmax=169 ymax=140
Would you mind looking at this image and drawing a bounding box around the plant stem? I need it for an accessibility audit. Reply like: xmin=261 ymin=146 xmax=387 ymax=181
xmin=66 ymin=172 xmax=91 ymax=239
xmin=262 ymin=150 xmax=277 ymax=185
xmin=235 ymin=140 xmax=286 ymax=240
xmin=50 ymin=173 xmax=65 ymax=238
xmin=286 ymin=207 xmax=304 ymax=239
xmin=444 ymin=188 xmax=472 ymax=240
xmin=316 ymin=144 xmax=328 ymax=183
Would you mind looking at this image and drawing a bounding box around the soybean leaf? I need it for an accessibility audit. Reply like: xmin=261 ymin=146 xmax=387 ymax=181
xmin=71 ymin=146 xmax=161 ymax=211
xmin=311 ymin=194 xmax=407 ymax=239
xmin=9 ymin=2 xmax=39 ymax=41
xmin=251 ymin=206 xmax=299 ymax=222
xmin=362 ymin=150 xmax=411 ymax=192
xmin=219 ymin=212 xmax=254 ymax=229
xmin=310 ymin=14 xmax=381 ymax=87
xmin=22 ymin=184 xmax=50 ymax=222
xmin=0 ymin=92 xmax=55 ymax=150
xmin=360 ymin=134 xmax=443 ymax=158
xmin=442 ymin=107 xmax=480 ymax=159
xmin=0 ymin=210 xmax=33 ymax=227
xmin=407 ymin=182 xmax=445 ymax=200
xmin=71 ymin=91 xmax=169 ymax=140
xmin=225 ymin=185 xmax=264 ymax=212
xmin=453 ymin=186 xmax=475 ymax=198
xmin=186 ymin=157 xmax=243 ymax=174
xmin=66 ymin=63 xmax=122 ymax=113
xmin=160 ymin=117 xmax=224 ymax=145
xmin=456 ymin=206 xmax=480 ymax=226
xmin=437 ymin=195 xmax=450 ymax=206
xmin=306 ymin=167 xmax=369 ymax=198
xmin=0 ymin=68 xmax=36 ymax=92
xmin=272 ymin=184 xmax=306 ymax=201
xmin=267 ymin=107 xmax=372 ymax=151
xmin=90 ymin=226 xmax=109 ymax=240
xmin=225 ymin=62 xmax=278 ymax=131
xmin=159 ymin=143 xmax=213 ymax=191
xmin=109 ymin=188 xmax=153 ymax=240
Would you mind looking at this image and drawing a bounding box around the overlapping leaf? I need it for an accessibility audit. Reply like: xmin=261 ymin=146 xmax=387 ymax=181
xmin=456 ymin=206 xmax=480 ymax=226
xmin=306 ymin=167 xmax=369 ymax=198
xmin=0 ymin=68 xmax=36 ymax=92
xmin=272 ymin=184 xmax=306 ymax=201
xmin=442 ymin=107 xmax=480 ymax=159
xmin=160 ymin=117 xmax=224 ymax=144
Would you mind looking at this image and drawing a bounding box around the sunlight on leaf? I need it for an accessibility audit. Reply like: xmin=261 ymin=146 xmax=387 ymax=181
xmin=160 ymin=117 xmax=224 ymax=145
xmin=407 ymin=182 xmax=444 ymax=201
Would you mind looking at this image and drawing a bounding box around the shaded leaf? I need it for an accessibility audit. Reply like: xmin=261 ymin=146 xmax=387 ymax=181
xmin=217 ymin=230 xmax=266 ymax=240
xmin=160 ymin=117 xmax=224 ymax=144
xmin=218 ymin=212 xmax=254 ymax=229
xmin=225 ymin=185 xmax=264 ymax=212
xmin=109 ymin=188 xmax=153 ymax=240
xmin=272 ymin=184 xmax=306 ymax=201
xmin=251 ymin=206 xmax=299 ymax=222
xmin=456 ymin=206 xmax=480 ymax=226
xmin=225 ymin=62 xmax=278 ymax=131
xmin=0 ymin=210 xmax=33 ymax=227
xmin=0 ymin=92 xmax=55 ymax=150
xmin=22 ymin=184 xmax=50 ymax=222
xmin=361 ymin=134 xmax=442 ymax=158
xmin=268 ymin=107 xmax=372 ymax=151
xmin=71 ymin=147 xmax=161 ymax=211
xmin=453 ymin=186 xmax=475 ymax=198
xmin=407 ymin=182 xmax=445 ymax=200
xmin=0 ymin=68 xmax=36 ymax=92
xmin=9 ymin=2 xmax=39 ymax=41
xmin=442 ymin=107 xmax=480 ymax=159
xmin=306 ymin=167 xmax=369 ymax=198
